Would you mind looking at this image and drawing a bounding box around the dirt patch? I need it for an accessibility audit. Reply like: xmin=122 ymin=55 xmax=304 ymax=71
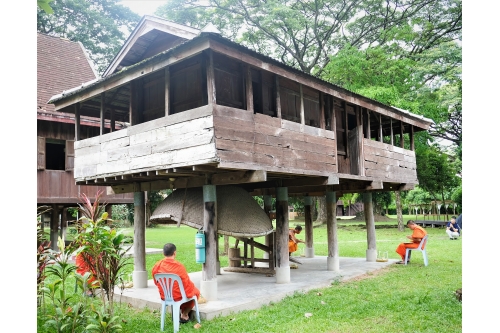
xmin=343 ymin=266 xmax=395 ymax=283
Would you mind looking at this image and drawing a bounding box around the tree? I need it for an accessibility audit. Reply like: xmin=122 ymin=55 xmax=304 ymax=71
xmin=415 ymin=146 xmax=459 ymax=206
xmin=38 ymin=0 xmax=54 ymax=13
xmin=155 ymin=0 xmax=461 ymax=75
xmin=37 ymin=0 xmax=140 ymax=75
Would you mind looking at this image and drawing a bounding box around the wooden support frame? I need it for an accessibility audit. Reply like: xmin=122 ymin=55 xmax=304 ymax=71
xmin=400 ymin=120 xmax=405 ymax=148
xmin=164 ymin=67 xmax=170 ymax=116
xmin=74 ymin=103 xmax=80 ymax=141
xmin=100 ymin=92 xmax=105 ymax=135
xmin=245 ymin=64 xmax=254 ymax=112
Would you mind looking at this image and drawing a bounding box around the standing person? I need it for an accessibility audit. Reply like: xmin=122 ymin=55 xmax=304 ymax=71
xmin=152 ymin=243 xmax=201 ymax=323
xmin=288 ymin=225 xmax=305 ymax=257
xmin=446 ymin=216 xmax=461 ymax=240
xmin=395 ymin=220 xmax=427 ymax=264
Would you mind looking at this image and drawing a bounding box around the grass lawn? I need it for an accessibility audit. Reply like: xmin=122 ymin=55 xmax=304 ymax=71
xmin=38 ymin=217 xmax=462 ymax=332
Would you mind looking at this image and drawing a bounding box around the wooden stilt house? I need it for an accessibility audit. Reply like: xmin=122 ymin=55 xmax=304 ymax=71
xmin=48 ymin=16 xmax=433 ymax=295
xmin=37 ymin=33 xmax=134 ymax=249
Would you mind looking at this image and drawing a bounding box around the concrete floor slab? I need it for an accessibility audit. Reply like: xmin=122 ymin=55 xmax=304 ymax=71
xmin=116 ymin=256 xmax=396 ymax=320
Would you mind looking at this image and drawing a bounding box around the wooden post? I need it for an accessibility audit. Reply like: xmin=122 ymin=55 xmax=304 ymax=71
xmin=299 ymin=84 xmax=305 ymax=126
xmin=129 ymin=81 xmax=134 ymax=124
xmin=366 ymin=110 xmax=371 ymax=139
xmin=363 ymin=193 xmax=377 ymax=262
xmin=133 ymin=191 xmax=147 ymax=288
xmin=304 ymin=196 xmax=314 ymax=258
xmin=165 ymin=67 xmax=170 ymax=116
xmin=275 ymin=187 xmax=290 ymax=283
xmin=378 ymin=114 xmax=383 ymax=142
xmin=50 ymin=204 xmax=59 ymax=251
xmin=319 ymin=92 xmax=325 ymax=129
xmin=201 ymin=184 xmax=218 ymax=300
xmin=275 ymin=75 xmax=281 ymax=119
xmin=410 ymin=125 xmax=415 ymax=151
xmin=100 ymin=92 xmax=105 ymax=135
xmin=326 ymin=191 xmax=339 ymax=271
xmin=400 ymin=120 xmax=405 ymax=148
xmin=390 ymin=118 xmax=394 ymax=146
xmin=246 ymin=65 xmax=254 ymax=112
xmin=74 ymin=103 xmax=80 ymax=141
xmin=206 ymin=50 xmax=216 ymax=105
xmin=110 ymin=108 xmax=115 ymax=133
xmin=357 ymin=106 xmax=365 ymax=176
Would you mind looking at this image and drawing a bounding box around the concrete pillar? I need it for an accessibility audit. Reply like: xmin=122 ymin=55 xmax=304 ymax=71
xmin=304 ymin=196 xmax=314 ymax=258
xmin=326 ymin=191 xmax=339 ymax=271
xmin=133 ymin=191 xmax=147 ymax=288
xmin=275 ymin=187 xmax=290 ymax=284
xmin=363 ymin=193 xmax=377 ymax=262
xmin=201 ymin=185 xmax=218 ymax=300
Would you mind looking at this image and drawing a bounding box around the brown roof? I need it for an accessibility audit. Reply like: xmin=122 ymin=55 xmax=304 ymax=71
xmin=37 ymin=33 xmax=97 ymax=114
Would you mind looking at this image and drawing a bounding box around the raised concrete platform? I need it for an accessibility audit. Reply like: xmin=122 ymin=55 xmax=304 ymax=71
xmin=115 ymin=256 xmax=397 ymax=320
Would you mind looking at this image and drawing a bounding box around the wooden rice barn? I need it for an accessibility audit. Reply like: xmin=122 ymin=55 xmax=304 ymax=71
xmin=47 ymin=15 xmax=433 ymax=299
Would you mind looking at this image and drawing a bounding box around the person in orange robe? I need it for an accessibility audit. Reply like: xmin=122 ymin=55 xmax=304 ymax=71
xmin=75 ymin=252 xmax=97 ymax=296
xmin=288 ymin=225 xmax=305 ymax=256
xmin=152 ymin=243 xmax=201 ymax=323
xmin=395 ymin=220 xmax=427 ymax=264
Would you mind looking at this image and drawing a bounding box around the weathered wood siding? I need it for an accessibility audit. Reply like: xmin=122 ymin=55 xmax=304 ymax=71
xmin=214 ymin=105 xmax=337 ymax=175
xmin=73 ymin=105 xmax=217 ymax=180
xmin=37 ymin=170 xmax=132 ymax=204
xmin=363 ymin=139 xmax=417 ymax=182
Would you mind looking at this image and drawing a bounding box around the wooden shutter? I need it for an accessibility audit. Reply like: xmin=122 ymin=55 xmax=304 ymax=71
xmin=65 ymin=140 xmax=74 ymax=171
xmin=37 ymin=136 xmax=45 ymax=170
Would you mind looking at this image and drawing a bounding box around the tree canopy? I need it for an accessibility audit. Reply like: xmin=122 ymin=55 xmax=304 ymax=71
xmin=155 ymin=0 xmax=461 ymax=75
xmin=37 ymin=0 xmax=141 ymax=75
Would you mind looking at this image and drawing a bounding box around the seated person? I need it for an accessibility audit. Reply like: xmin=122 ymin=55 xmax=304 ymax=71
xmin=395 ymin=220 xmax=427 ymax=264
xmin=288 ymin=225 xmax=305 ymax=257
xmin=446 ymin=216 xmax=460 ymax=240
xmin=152 ymin=243 xmax=201 ymax=323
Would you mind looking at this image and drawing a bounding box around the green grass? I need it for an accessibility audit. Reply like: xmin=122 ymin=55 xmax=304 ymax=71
xmin=38 ymin=219 xmax=462 ymax=333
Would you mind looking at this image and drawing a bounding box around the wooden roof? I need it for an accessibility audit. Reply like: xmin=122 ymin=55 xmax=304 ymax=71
xmin=37 ymin=33 xmax=98 ymax=124
xmin=103 ymin=15 xmax=200 ymax=77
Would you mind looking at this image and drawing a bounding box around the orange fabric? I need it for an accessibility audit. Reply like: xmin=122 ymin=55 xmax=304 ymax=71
xmin=396 ymin=225 xmax=427 ymax=260
xmin=76 ymin=253 xmax=97 ymax=285
xmin=152 ymin=258 xmax=200 ymax=310
xmin=288 ymin=228 xmax=299 ymax=254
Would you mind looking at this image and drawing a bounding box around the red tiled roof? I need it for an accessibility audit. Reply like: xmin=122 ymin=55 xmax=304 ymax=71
xmin=37 ymin=33 xmax=97 ymax=114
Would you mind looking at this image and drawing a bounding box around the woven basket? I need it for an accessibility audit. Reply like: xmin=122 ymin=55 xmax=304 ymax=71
xmin=150 ymin=185 xmax=273 ymax=237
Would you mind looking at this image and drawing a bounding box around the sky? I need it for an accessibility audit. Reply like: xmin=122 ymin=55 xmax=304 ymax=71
xmin=119 ymin=0 xmax=170 ymax=16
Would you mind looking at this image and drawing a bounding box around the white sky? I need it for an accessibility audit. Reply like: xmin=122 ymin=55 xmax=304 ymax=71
xmin=119 ymin=0 xmax=169 ymax=16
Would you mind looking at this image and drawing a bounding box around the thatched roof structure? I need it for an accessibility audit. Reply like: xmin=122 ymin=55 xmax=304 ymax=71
xmin=150 ymin=185 xmax=273 ymax=237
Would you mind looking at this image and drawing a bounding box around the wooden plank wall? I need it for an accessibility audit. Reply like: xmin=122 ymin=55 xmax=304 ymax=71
xmin=363 ymin=139 xmax=417 ymax=182
xmin=73 ymin=105 xmax=218 ymax=180
xmin=37 ymin=170 xmax=132 ymax=203
xmin=214 ymin=105 xmax=336 ymax=175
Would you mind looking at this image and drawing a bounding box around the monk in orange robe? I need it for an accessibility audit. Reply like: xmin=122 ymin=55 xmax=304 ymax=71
xmin=288 ymin=225 xmax=305 ymax=256
xmin=75 ymin=252 xmax=98 ymax=296
xmin=152 ymin=243 xmax=201 ymax=323
xmin=395 ymin=220 xmax=427 ymax=264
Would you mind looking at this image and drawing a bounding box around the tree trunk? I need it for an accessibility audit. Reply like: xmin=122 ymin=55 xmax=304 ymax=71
xmin=395 ymin=191 xmax=404 ymax=231
xmin=315 ymin=196 xmax=327 ymax=224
